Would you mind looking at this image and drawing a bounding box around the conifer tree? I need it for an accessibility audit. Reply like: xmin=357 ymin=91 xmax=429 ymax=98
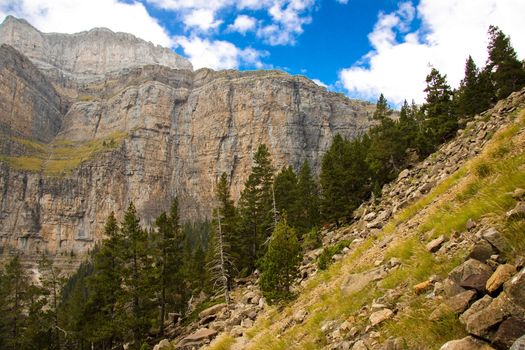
xmin=456 ymin=56 xmax=493 ymax=118
xmin=259 ymin=218 xmax=301 ymax=303
xmin=120 ymin=202 xmax=154 ymax=349
xmin=320 ymin=135 xmax=370 ymax=224
xmin=421 ymin=68 xmax=456 ymax=147
xmin=486 ymin=25 xmax=525 ymax=100
xmin=38 ymin=255 xmax=65 ymax=349
xmin=293 ymin=160 xmax=320 ymax=235
xmin=86 ymin=212 xmax=123 ymax=347
xmin=206 ymin=211 xmax=233 ymax=304
xmin=373 ymin=93 xmax=392 ymax=121
xmin=237 ymin=144 xmax=274 ymax=271
xmin=215 ymin=173 xmax=238 ymax=276
xmin=154 ymin=198 xmax=183 ymax=336
xmin=273 ymin=166 xmax=298 ymax=223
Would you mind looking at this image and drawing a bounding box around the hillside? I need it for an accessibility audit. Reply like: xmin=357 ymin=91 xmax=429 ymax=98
xmin=156 ymin=89 xmax=525 ymax=350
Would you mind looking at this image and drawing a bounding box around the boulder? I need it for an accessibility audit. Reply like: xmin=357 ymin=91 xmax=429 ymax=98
xmin=430 ymin=290 xmax=477 ymax=320
xmin=426 ymin=235 xmax=447 ymax=252
xmin=493 ymin=317 xmax=525 ymax=349
xmin=443 ymin=278 xmax=467 ymax=297
xmin=486 ymin=264 xmax=517 ymax=294
xmin=293 ymin=309 xmax=308 ymax=323
xmin=342 ymin=267 xmax=388 ymax=295
xmin=178 ymin=328 xmax=218 ymax=347
xmin=511 ymin=188 xmax=525 ymax=200
xmin=153 ymin=339 xmax=171 ymax=350
xmin=505 ymin=269 xmax=525 ymax=309
xmin=511 ymin=335 xmax=525 ymax=350
xmin=449 ymin=259 xmax=493 ymax=292
xmin=482 ymin=228 xmax=509 ymax=253
xmin=468 ymin=240 xmax=496 ymax=263
xmin=352 ymin=340 xmax=369 ymax=350
xmin=461 ymin=293 xmax=517 ymax=338
xmin=398 ymin=169 xmax=410 ymax=180
xmin=439 ymin=336 xmax=495 ymax=350
xmin=369 ymin=308 xmax=394 ymax=326
xmin=199 ymin=303 xmax=227 ymax=319
xmin=507 ymin=202 xmax=525 ymax=220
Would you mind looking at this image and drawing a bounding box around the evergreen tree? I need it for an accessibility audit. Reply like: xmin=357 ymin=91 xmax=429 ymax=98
xmin=273 ymin=166 xmax=298 ymax=223
xmin=237 ymin=144 xmax=275 ymax=271
xmin=259 ymin=218 xmax=301 ymax=304
xmin=38 ymin=255 xmax=65 ymax=350
xmin=421 ymin=68 xmax=456 ymax=147
xmin=86 ymin=212 xmax=123 ymax=347
xmin=293 ymin=160 xmax=320 ymax=235
xmin=486 ymin=25 xmax=525 ymax=100
xmin=456 ymin=56 xmax=492 ymax=118
xmin=320 ymin=135 xmax=370 ymax=224
xmin=215 ymin=173 xmax=238 ymax=279
xmin=153 ymin=198 xmax=183 ymax=336
xmin=373 ymin=93 xmax=392 ymax=121
xmin=120 ymin=202 xmax=154 ymax=349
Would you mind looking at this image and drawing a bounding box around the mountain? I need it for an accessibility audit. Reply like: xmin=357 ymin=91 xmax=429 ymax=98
xmin=0 ymin=17 xmax=374 ymax=268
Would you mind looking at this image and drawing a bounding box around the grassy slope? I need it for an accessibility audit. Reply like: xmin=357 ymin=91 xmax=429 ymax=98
xmin=206 ymin=108 xmax=525 ymax=350
xmin=0 ymin=132 xmax=127 ymax=176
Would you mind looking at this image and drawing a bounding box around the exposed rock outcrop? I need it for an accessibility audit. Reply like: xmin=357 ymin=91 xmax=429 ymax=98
xmin=0 ymin=18 xmax=375 ymax=268
xmin=0 ymin=16 xmax=192 ymax=76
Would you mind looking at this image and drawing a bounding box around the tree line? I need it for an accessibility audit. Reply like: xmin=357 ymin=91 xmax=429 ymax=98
xmin=0 ymin=25 xmax=523 ymax=350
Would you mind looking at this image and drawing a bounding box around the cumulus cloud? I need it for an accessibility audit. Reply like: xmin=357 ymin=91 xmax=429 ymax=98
xmin=312 ymin=79 xmax=328 ymax=88
xmin=228 ymin=15 xmax=257 ymax=34
xmin=339 ymin=0 xmax=525 ymax=105
xmin=174 ymin=36 xmax=267 ymax=70
xmin=183 ymin=8 xmax=223 ymax=31
xmin=0 ymin=0 xmax=172 ymax=47
xmin=148 ymin=0 xmax=315 ymax=46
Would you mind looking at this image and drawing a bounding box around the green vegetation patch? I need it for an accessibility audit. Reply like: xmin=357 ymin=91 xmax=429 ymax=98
xmin=0 ymin=131 xmax=127 ymax=175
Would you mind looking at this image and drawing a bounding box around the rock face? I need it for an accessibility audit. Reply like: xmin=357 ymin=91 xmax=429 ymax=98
xmin=0 ymin=16 xmax=192 ymax=76
xmin=0 ymin=17 xmax=375 ymax=268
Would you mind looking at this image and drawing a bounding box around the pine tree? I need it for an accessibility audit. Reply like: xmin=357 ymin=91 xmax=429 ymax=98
xmin=293 ymin=160 xmax=320 ymax=235
xmin=373 ymin=93 xmax=392 ymax=121
xmin=237 ymin=144 xmax=275 ymax=271
xmin=86 ymin=212 xmax=124 ymax=347
xmin=120 ymin=202 xmax=154 ymax=349
xmin=38 ymin=255 xmax=65 ymax=349
xmin=456 ymin=56 xmax=492 ymax=118
xmin=421 ymin=68 xmax=457 ymax=147
xmin=215 ymin=173 xmax=238 ymax=278
xmin=486 ymin=25 xmax=525 ymax=100
xmin=273 ymin=166 xmax=298 ymax=223
xmin=154 ymin=198 xmax=183 ymax=336
xmin=259 ymin=218 xmax=301 ymax=304
xmin=320 ymin=135 xmax=370 ymax=224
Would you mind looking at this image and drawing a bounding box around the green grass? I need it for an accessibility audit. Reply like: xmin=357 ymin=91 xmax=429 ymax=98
xmin=205 ymin=334 xmax=236 ymax=350
xmin=0 ymin=132 xmax=127 ymax=175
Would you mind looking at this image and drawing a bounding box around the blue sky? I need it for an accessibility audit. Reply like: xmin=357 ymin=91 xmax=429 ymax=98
xmin=1 ymin=0 xmax=524 ymax=105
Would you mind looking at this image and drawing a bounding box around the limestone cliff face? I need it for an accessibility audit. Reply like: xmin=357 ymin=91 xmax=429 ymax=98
xmin=0 ymin=16 xmax=192 ymax=76
xmin=0 ymin=18 xmax=374 ymax=268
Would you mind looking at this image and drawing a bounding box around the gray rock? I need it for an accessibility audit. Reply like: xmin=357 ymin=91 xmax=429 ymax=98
xmin=369 ymin=308 xmax=394 ymax=326
xmin=493 ymin=317 xmax=525 ymax=349
xmin=426 ymin=235 xmax=447 ymax=252
xmin=449 ymin=259 xmax=493 ymax=292
xmin=507 ymin=202 xmax=525 ymax=220
xmin=510 ymin=335 xmax=525 ymax=350
xmin=482 ymin=228 xmax=510 ymax=253
xmin=178 ymin=328 xmax=218 ymax=347
xmin=199 ymin=303 xmax=227 ymax=319
xmin=439 ymin=336 xmax=495 ymax=350
xmin=468 ymin=240 xmax=496 ymax=263
xmin=342 ymin=267 xmax=388 ymax=295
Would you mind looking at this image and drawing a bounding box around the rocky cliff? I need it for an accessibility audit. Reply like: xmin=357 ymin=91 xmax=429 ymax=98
xmin=0 ymin=17 xmax=375 ymax=268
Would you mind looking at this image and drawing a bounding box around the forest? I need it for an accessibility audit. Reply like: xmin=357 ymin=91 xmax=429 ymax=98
xmin=0 ymin=25 xmax=524 ymax=350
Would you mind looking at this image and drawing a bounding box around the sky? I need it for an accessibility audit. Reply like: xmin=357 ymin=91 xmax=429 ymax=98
xmin=0 ymin=0 xmax=524 ymax=105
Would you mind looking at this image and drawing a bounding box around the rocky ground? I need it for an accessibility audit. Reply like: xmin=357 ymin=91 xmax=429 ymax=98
xmin=153 ymin=89 xmax=525 ymax=350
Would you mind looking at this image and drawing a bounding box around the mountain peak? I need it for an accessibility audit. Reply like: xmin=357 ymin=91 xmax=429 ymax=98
xmin=0 ymin=16 xmax=193 ymax=75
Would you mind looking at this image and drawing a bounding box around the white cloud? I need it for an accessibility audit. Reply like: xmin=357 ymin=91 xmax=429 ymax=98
xmin=336 ymin=0 xmax=349 ymax=4
xmin=148 ymin=0 xmax=316 ymax=46
xmin=174 ymin=36 xmax=267 ymax=70
xmin=312 ymin=79 xmax=328 ymax=88
xmin=183 ymin=8 xmax=222 ymax=31
xmin=0 ymin=0 xmax=172 ymax=47
xmin=228 ymin=15 xmax=257 ymax=34
xmin=339 ymin=0 xmax=525 ymax=105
